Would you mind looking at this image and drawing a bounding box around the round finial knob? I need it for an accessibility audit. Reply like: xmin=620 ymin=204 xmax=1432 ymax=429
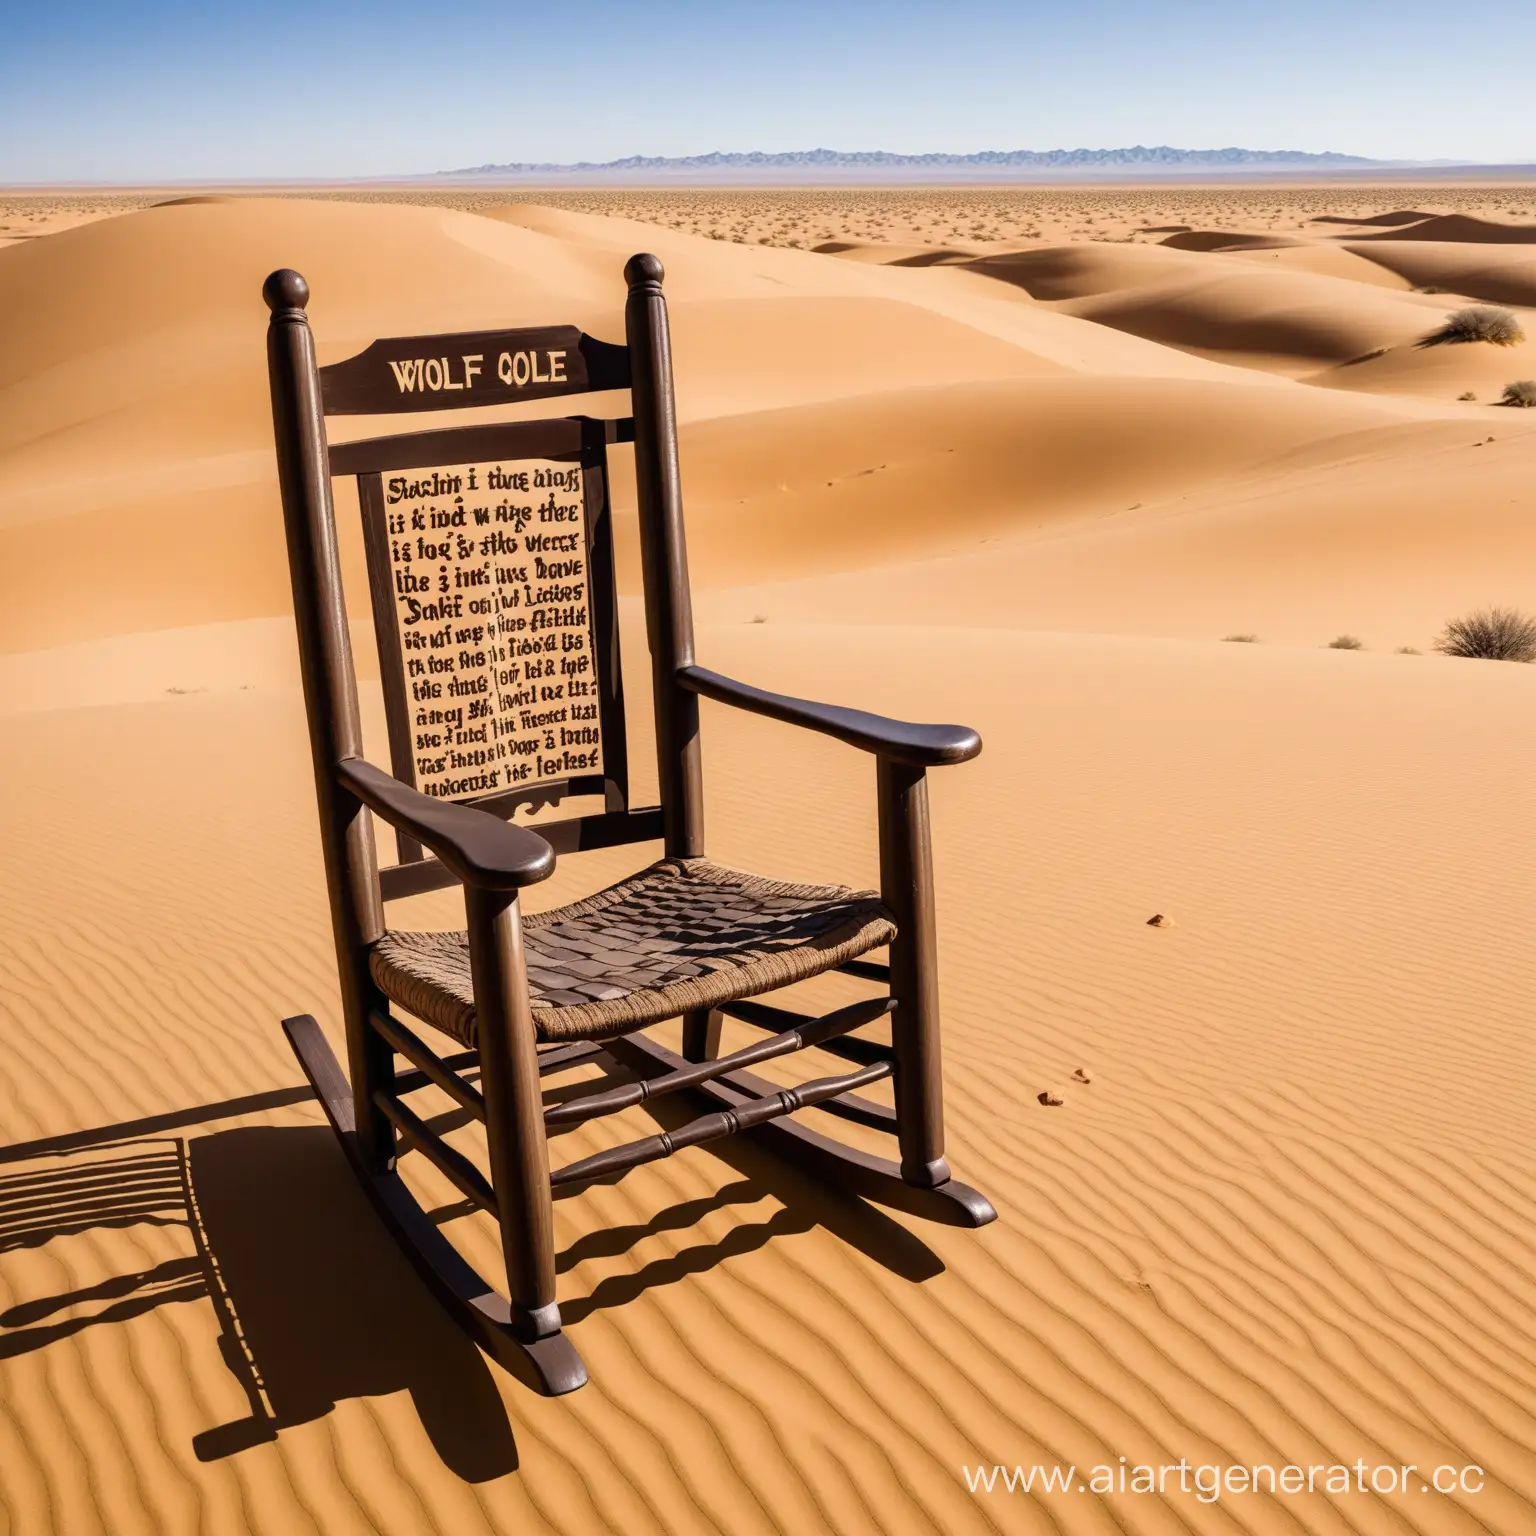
xmin=263 ymin=268 xmax=310 ymax=312
xmin=624 ymin=252 xmax=665 ymax=288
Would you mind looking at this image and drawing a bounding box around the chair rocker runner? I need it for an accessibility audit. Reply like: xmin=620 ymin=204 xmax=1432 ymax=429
xmin=264 ymin=254 xmax=997 ymax=1397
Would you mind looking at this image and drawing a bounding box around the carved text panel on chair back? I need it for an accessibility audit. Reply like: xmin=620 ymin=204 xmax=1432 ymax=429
xmin=321 ymin=324 xmax=634 ymax=859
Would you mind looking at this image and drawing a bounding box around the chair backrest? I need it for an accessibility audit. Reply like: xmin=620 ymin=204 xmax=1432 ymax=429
xmin=326 ymin=360 xmax=631 ymax=825
xmin=264 ymin=255 xmax=704 ymax=914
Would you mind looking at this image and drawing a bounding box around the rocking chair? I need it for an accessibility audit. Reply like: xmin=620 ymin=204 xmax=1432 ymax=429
xmin=263 ymin=255 xmax=996 ymax=1396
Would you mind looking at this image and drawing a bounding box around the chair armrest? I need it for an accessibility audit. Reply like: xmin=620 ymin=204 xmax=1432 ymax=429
xmin=337 ymin=758 xmax=556 ymax=891
xmin=677 ymin=664 xmax=981 ymax=768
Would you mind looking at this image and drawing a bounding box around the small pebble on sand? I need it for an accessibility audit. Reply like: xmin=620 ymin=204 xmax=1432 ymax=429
xmin=1038 ymin=1088 xmax=1065 ymax=1107
xmin=1147 ymin=913 xmax=1175 ymax=928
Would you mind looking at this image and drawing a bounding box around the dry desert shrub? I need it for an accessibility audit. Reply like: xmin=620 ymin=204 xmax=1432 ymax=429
xmin=1501 ymin=379 xmax=1536 ymax=407
xmin=1223 ymin=633 xmax=1259 ymax=643
xmin=1434 ymin=607 xmax=1536 ymax=662
xmin=1328 ymin=634 xmax=1365 ymax=649
xmin=1421 ymin=306 xmax=1526 ymax=347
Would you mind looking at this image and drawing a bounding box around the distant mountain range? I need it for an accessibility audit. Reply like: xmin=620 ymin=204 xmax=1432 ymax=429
xmin=441 ymin=146 xmax=1390 ymax=184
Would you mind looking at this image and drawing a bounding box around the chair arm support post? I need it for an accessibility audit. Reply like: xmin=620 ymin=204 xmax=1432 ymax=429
xmin=877 ymin=757 xmax=951 ymax=1189
xmin=678 ymin=665 xmax=981 ymax=769
xmin=337 ymin=758 xmax=556 ymax=891
xmin=464 ymin=885 xmax=561 ymax=1341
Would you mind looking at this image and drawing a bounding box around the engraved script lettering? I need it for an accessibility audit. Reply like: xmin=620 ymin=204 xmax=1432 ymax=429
xmin=381 ymin=458 xmax=602 ymax=799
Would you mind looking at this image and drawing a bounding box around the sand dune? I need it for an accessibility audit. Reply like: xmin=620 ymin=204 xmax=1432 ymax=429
xmin=667 ymin=375 xmax=1413 ymax=587
xmin=693 ymin=413 xmax=1536 ymax=648
xmin=947 ymin=240 xmax=1534 ymax=378
xmin=0 ymin=198 xmax=1308 ymax=658
xmin=1311 ymin=209 xmax=1438 ymax=228
xmin=1221 ymin=242 xmax=1415 ymax=289
xmin=1312 ymin=324 xmax=1536 ymax=400
xmin=1157 ymin=229 xmax=1285 ymax=252
xmin=660 ymin=294 xmax=1069 ymax=419
xmin=813 ymin=240 xmax=980 ymax=266
xmin=953 ymin=245 xmax=1442 ymax=370
xmin=1048 ymin=260 xmax=1445 ymax=370
xmin=0 ymin=198 xmax=628 ymax=580
xmin=1059 ymin=274 xmax=1435 ymax=370
xmin=2 ymin=189 xmax=1536 ymax=1534
xmin=1348 ymin=213 xmax=1536 ymax=244
xmin=960 ymin=241 xmax=1232 ymax=301
xmin=1343 ymin=240 xmax=1536 ymax=308
xmin=1151 ymin=231 xmax=1434 ymax=290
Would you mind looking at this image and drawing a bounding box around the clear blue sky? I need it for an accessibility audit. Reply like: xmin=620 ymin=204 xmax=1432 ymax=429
xmin=3 ymin=0 xmax=1531 ymax=181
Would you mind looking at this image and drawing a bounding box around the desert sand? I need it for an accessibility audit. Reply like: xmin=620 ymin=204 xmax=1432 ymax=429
xmin=0 ymin=186 xmax=1533 ymax=1535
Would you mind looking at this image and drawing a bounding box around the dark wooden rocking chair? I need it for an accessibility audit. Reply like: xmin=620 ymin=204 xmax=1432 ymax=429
xmin=263 ymin=255 xmax=996 ymax=1396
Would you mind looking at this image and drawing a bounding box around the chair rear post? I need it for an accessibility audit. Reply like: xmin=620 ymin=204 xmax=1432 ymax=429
xmin=624 ymin=254 xmax=705 ymax=860
xmin=463 ymin=887 xmax=560 ymax=1339
xmin=263 ymin=269 xmax=396 ymax=1172
xmin=877 ymin=759 xmax=952 ymax=1189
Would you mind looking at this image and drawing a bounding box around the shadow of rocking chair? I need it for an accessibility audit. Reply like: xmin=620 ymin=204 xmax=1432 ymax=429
xmin=263 ymin=254 xmax=996 ymax=1396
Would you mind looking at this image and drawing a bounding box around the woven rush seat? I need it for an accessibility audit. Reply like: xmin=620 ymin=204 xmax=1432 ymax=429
xmin=371 ymin=857 xmax=896 ymax=1045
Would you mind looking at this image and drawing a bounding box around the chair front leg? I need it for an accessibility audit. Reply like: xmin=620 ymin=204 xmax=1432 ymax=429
xmin=681 ymin=1007 xmax=722 ymax=1062
xmin=464 ymin=886 xmax=561 ymax=1341
xmin=877 ymin=758 xmax=952 ymax=1190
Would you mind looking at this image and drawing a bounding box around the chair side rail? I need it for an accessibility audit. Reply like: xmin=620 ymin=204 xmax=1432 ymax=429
xmin=549 ymin=1061 xmax=893 ymax=1189
xmin=545 ymin=996 xmax=893 ymax=1128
